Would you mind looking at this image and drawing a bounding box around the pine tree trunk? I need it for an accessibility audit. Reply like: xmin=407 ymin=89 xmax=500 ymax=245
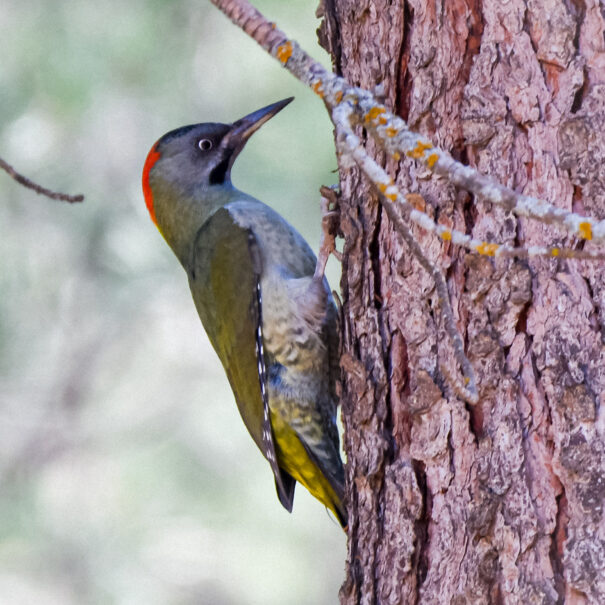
xmin=318 ymin=1 xmax=605 ymax=603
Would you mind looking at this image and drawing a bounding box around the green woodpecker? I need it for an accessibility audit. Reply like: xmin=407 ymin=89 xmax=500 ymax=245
xmin=142 ymin=98 xmax=346 ymax=527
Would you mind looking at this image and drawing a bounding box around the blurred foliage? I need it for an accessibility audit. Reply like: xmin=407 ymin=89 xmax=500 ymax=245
xmin=0 ymin=1 xmax=345 ymax=603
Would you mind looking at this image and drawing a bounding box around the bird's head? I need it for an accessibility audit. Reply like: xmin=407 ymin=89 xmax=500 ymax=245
xmin=142 ymin=97 xmax=293 ymax=227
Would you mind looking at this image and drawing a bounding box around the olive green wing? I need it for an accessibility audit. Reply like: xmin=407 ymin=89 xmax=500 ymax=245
xmin=188 ymin=207 xmax=295 ymax=511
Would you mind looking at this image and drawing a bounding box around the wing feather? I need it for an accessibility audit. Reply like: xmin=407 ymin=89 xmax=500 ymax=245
xmin=188 ymin=207 xmax=294 ymax=510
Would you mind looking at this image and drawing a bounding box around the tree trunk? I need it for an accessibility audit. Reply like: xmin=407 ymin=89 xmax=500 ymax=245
xmin=318 ymin=1 xmax=605 ymax=603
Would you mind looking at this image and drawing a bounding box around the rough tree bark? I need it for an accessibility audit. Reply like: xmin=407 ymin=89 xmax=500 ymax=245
xmin=318 ymin=1 xmax=605 ymax=603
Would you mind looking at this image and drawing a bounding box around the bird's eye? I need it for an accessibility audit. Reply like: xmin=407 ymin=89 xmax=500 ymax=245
xmin=198 ymin=139 xmax=213 ymax=151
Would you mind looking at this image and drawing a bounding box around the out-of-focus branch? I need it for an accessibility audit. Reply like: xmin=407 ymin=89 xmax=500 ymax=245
xmin=0 ymin=156 xmax=84 ymax=203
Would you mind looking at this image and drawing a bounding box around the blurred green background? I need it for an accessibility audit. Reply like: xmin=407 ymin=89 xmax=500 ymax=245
xmin=0 ymin=1 xmax=345 ymax=603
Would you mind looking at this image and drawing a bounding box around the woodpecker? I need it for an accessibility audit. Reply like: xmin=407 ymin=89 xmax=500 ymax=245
xmin=142 ymin=98 xmax=346 ymax=527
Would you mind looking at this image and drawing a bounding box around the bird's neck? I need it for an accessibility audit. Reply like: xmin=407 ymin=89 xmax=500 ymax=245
xmin=154 ymin=181 xmax=239 ymax=268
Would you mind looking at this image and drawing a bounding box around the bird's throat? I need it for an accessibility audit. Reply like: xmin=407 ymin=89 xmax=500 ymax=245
xmin=153 ymin=184 xmax=238 ymax=269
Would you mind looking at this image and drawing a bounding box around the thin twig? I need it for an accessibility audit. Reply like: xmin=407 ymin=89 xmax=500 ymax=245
xmin=208 ymin=0 xmax=605 ymax=404
xmin=209 ymin=0 xmax=605 ymax=246
xmin=334 ymin=115 xmax=478 ymax=404
xmin=332 ymin=107 xmax=605 ymax=261
xmin=0 ymin=156 xmax=84 ymax=203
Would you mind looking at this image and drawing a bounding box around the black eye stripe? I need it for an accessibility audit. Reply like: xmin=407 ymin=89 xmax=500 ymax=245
xmin=209 ymin=156 xmax=230 ymax=185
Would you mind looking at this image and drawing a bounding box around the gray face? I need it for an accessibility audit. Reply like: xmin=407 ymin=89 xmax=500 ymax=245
xmin=150 ymin=98 xmax=294 ymax=194
xmin=153 ymin=123 xmax=234 ymax=191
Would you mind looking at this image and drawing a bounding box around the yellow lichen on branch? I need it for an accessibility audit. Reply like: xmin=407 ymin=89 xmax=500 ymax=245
xmin=476 ymin=242 xmax=499 ymax=256
xmin=579 ymin=221 xmax=593 ymax=240
xmin=427 ymin=153 xmax=439 ymax=168
xmin=276 ymin=41 xmax=293 ymax=64
xmin=406 ymin=140 xmax=433 ymax=159
xmin=312 ymin=80 xmax=324 ymax=97
xmin=364 ymin=106 xmax=386 ymax=124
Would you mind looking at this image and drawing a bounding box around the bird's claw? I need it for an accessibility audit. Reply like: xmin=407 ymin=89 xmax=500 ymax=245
xmin=315 ymin=186 xmax=342 ymax=280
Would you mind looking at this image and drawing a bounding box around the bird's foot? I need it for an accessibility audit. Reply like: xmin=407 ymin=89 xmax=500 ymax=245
xmin=314 ymin=186 xmax=341 ymax=280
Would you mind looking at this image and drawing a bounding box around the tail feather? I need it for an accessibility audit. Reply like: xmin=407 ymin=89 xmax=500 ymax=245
xmin=275 ymin=471 xmax=296 ymax=512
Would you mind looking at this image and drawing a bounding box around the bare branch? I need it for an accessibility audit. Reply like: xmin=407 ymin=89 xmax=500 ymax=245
xmin=334 ymin=113 xmax=478 ymax=404
xmin=209 ymin=0 xmax=605 ymax=403
xmin=0 ymin=156 xmax=84 ymax=203
xmin=332 ymin=106 xmax=605 ymax=262
xmin=210 ymin=0 xmax=605 ymax=246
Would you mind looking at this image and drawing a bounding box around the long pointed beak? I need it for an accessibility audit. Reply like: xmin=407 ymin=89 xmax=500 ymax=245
xmin=223 ymin=97 xmax=294 ymax=150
